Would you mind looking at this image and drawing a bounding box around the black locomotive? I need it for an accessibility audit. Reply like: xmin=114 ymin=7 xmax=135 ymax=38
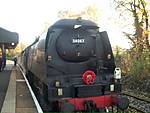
xmin=19 ymin=19 xmax=129 ymax=112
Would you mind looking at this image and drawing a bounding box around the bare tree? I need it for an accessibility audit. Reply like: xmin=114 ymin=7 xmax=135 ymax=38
xmin=57 ymin=4 xmax=100 ymax=23
xmin=114 ymin=0 xmax=150 ymax=51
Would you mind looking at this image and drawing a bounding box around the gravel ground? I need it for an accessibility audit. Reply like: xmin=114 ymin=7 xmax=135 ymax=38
xmin=122 ymin=75 xmax=150 ymax=95
xmin=122 ymin=75 xmax=150 ymax=112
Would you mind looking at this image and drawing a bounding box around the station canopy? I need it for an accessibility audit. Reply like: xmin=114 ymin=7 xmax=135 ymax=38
xmin=0 ymin=27 xmax=19 ymax=49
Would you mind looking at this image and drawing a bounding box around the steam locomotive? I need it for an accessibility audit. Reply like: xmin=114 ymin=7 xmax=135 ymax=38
xmin=19 ymin=19 xmax=129 ymax=112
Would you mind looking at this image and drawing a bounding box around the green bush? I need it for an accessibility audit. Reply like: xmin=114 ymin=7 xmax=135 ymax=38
xmin=114 ymin=48 xmax=150 ymax=79
xmin=130 ymin=49 xmax=150 ymax=78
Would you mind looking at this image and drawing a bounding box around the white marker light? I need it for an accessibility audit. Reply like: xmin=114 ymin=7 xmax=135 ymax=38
xmin=58 ymin=88 xmax=63 ymax=96
xmin=74 ymin=25 xmax=82 ymax=29
xmin=110 ymin=84 xmax=114 ymax=91
xmin=11 ymin=43 xmax=15 ymax=46
xmin=114 ymin=68 xmax=121 ymax=79
xmin=55 ymin=81 xmax=61 ymax=87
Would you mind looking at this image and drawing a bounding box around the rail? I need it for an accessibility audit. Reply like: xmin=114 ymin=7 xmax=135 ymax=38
xmin=122 ymin=92 xmax=150 ymax=112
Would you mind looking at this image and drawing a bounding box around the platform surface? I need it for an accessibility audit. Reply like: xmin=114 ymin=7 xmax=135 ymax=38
xmin=0 ymin=61 xmax=37 ymax=113
xmin=0 ymin=69 xmax=11 ymax=111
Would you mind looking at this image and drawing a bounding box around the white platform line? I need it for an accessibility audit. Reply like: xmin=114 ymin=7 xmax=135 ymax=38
xmin=18 ymin=65 xmax=43 ymax=113
xmin=16 ymin=79 xmax=26 ymax=82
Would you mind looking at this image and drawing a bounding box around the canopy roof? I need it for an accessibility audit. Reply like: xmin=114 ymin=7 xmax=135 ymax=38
xmin=0 ymin=27 xmax=19 ymax=49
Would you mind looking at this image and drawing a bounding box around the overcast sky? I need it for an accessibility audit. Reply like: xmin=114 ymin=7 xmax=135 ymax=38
xmin=0 ymin=0 xmax=130 ymax=48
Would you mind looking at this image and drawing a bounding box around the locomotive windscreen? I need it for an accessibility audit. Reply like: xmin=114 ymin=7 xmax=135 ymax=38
xmin=56 ymin=28 xmax=96 ymax=62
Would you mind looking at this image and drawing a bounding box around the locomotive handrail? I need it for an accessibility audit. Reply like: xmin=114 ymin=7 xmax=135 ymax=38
xmin=21 ymin=37 xmax=39 ymax=53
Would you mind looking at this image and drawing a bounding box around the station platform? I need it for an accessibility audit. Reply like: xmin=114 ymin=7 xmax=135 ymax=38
xmin=0 ymin=61 xmax=37 ymax=113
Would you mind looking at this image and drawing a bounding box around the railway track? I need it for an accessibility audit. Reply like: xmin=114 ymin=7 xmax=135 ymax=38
xmin=122 ymin=92 xmax=150 ymax=112
xmin=18 ymin=65 xmax=43 ymax=113
xmin=129 ymin=105 xmax=145 ymax=113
